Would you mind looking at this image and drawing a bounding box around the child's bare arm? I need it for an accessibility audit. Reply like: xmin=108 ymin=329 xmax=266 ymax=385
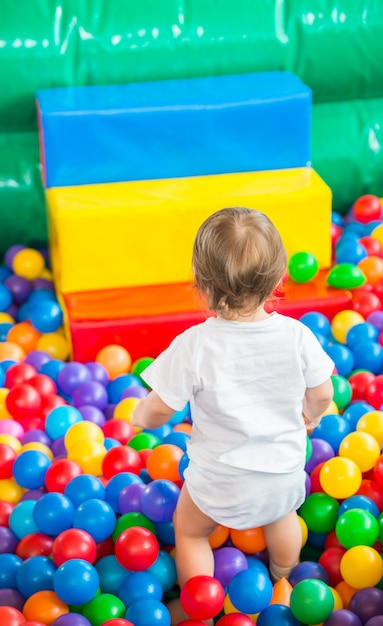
xmin=132 ymin=390 xmax=175 ymax=430
xmin=302 ymin=378 xmax=334 ymax=429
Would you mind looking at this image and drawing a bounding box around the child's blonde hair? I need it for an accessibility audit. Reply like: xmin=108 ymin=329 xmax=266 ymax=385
xmin=192 ymin=207 xmax=287 ymax=317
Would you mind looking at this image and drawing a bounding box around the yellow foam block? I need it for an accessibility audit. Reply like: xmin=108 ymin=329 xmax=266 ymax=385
xmin=47 ymin=168 xmax=332 ymax=293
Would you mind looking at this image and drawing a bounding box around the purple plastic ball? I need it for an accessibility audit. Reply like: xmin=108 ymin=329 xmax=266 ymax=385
xmin=20 ymin=428 xmax=52 ymax=446
xmin=323 ymin=609 xmax=362 ymax=625
xmin=4 ymin=275 xmax=32 ymax=305
xmin=52 ymin=613 xmax=92 ymax=626
xmin=214 ymin=546 xmax=248 ymax=587
xmin=349 ymin=588 xmax=383 ymax=624
xmin=118 ymin=482 xmax=147 ymax=514
xmin=121 ymin=385 xmax=149 ymax=400
xmin=365 ymin=618 xmax=383 ymax=626
xmin=0 ymin=588 xmax=25 ymax=610
xmin=0 ymin=527 xmax=18 ymax=553
xmin=51 ymin=436 xmax=67 ymax=459
xmin=86 ymin=362 xmax=109 ymax=386
xmin=78 ymin=405 xmax=106 ymax=427
xmin=57 ymin=362 xmax=92 ymax=396
xmin=305 ymin=438 xmax=335 ymax=473
xmin=24 ymin=350 xmax=52 ymax=370
xmin=72 ymin=381 xmax=108 ymax=410
xmin=289 ymin=561 xmax=330 ymax=586
xmin=366 ymin=311 xmax=383 ymax=332
xmin=4 ymin=245 xmax=25 ymax=269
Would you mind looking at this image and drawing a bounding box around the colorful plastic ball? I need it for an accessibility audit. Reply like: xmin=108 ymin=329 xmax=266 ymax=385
xmin=65 ymin=420 xmax=104 ymax=449
xmin=22 ymin=590 xmax=68 ymax=623
xmin=348 ymin=371 xmax=376 ymax=402
xmin=289 ymin=560 xmax=330 ymax=586
xmin=343 ymin=401 xmax=375 ymax=428
xmin=305 ymin=438 xmax=335 ymax=473
xmin=318 ymin=546 xmax=347 ymax=588
xmin=0 ymin=525 xmax=18 ymax=553
xmin=5 ymin=382 xmax=41 ymax=419
xmin=57 ymin=362 xmax=91 ymax=397
xmin=102 ymin=419 xmax=134 ymax=445
xmin=339 ymin=431 xmax=380 ymax=472
xmin=117 ymin=482 xmax=146 ymax=514
xmin=256 ymin=604 xmax=299 ymax=626
xmin=348 ymin=587 xmax=383 ymax=624
xmin=357 ymin=410 xmax=383 ymax=446
xmin=118 ymin=570 xmax=163 ymax=608
xmin=72 ymin=498 xmax=116 ymax=543
xmin=230 ymin=526 xmax=266 ymax=553
xmin=300 ymin=311 xmax=331 ymax=337
xmin=102 ymin=445 xmax=142 ymax=479
xmin=323 ymin=608 xmax=363 ymax=625
xmin=67 ymin=438 xmax=106 ymax=476
xmin=105 ymin=472 xmax=143 ymax=513
xmin=0 ymin=606 xmax=25 ymax=625
xmin=0 ymin=552 xmax=22 ymax=588
xmin=0 ymin=443 xmax=17 ymax=479
xmin=72 ymin=381 xmax=108 ymax=410
xmin=52 ymin=615 xmax=92 ymax=626
xmin=16 ymin=554 xmax=56 ymax=597
xmin=336 ymin=509 xmax=379 ymax=548
xmin=5 ymin=362 xmax=37 ymax=388
xmin=29 ymin=300 xmax=63 ymax=334
xmin=44 ymin=459 xmax=83 ymax=493
xmin=12 ymin=450 xmax=51 ymax=490
xmin=340 ymin=545 xmax=383 ymax=588
xmin=53 ymin=559 xmax=99 ymax=606
xmin=96 ymin=345 xmax=132 ymax=380
xmin=113 ymin=511 xmax=155 ymax=544
xmin=332 ymin=311 xmax=365 ymax=345
xmin=358 ymin=256 xmax=383 ymax=286
xmin=45 ymin=405 xmax=83 ymax=441
xmin=320 ymin=457 xmax=362 ymax=499
xmin=64 ymin=474 xmax=105 ymax=507
xmin=36 ymin=333 xmax=70 ymax=361
xmin=351 ymin=291 xmax=382 ymax=318
xmin=33 ymin=493 xmax=74 ymax=536
xmin=352 ymin=340 xmax=383 ymax=374
xmin=12 ymin=249 xmax=45 ymax=280
xmin=107 ymin=374 xmax=141 ymax=404
xmin=312 ymin=414 xmax=352 ymax=453
xmin=52 ymin=528 xmax=97 ymax=566
xmin=147 ymin=549 xmax=177 ymax=593
xmin=140 ymin=479 xmax=180 ymax=523
xmin=125 ymin=598 xmax=170 ymax=626
xmin=102 ymin=621 xmax=134 ymax=626
xmin=327 ymin=263 xmax=366 ymax=290
xmin=82 ymin=593 xmax=126 ymax=626
xmin=213 ymin=547 xmax=248 ymax=588
xmin=180 ymin=575 xmax=225 ymax=621
xmin=332 ymin=375 xmax=353 ymax=410
xmin=290 ymin=578 xmax=334 ymax=624
xmin=228 ymin=568 xmax=272 ymax=614
xmin=16 ymin=532 xmax=54 ymax=559
xmin=115 ymin=526 xmax=159 ymax=571
xmin=146 ymin=444 xmax=183 ymax=482
xmin=326 ymin=343 xmax=354 ymax=377
xmin=0 ymin=341 xmax=25 ymax=362
xmin=288 ymin=252 xmax=319 ymax=283
xmin=130 ymin=357 xmax=154 ymax=385
xmin=128 ymin=431 xmax=160 ymax=451
xmin=353 ymin=195 xmax=382 ymax=223
xmin=339 ymin=495 xmax=380 ymax=519
xmin=0 ymin=587 xmax=25 ymax=611
xmin=9 ymin=500 xmax=39 ymax=539
xmin=366 ymin=377 xmax=383 ymax=409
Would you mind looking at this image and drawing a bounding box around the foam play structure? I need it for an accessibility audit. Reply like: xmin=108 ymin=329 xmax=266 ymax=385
xmin=36 ymin=70 xmax=353 ymax=361
xmin=2 ymin=2 xmax=383 ymax=255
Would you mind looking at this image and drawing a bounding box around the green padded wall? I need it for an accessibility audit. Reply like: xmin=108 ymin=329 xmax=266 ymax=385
xmin=1 ymin=0 xmax=383 ymax=251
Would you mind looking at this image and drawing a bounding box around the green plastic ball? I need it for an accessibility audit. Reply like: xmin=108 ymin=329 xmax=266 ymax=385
xmin=336 ymin=508 xmax=379 ymax=548
xmin=290 ymin=578 xmax=334 ymax=624
xmin=288 ymin=251 xmax=319 ymax=283
xmin=331 ymin=374 xmax=352 ymax=409
xmin=82 ymin=592 xmax=126 ymax=626
xmin=299 ymin=492 xmax=340 ymax=534
xmin=327 ymin=263 xmax=366 ymax=289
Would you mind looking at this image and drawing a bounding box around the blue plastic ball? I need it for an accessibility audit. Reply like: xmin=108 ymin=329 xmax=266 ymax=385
xmin=9 ymin=500 xmax=39 ymax=539
xmin=33 ymin=492 xmax=75 ymax=535
xmin=12 ymin=450 xmax=51 ymax=490
xmin=257 ymin=604 xmax=299 ymax=626
xmin=118 ymin=570 xmax=163 ymax=608
xmin=45 ymin=405 xmax=83 ymax=440
xmin=125 ymin=598 xmax=170 ymax=626
xmin=64 ymin=474 xmax=106 ymax=507
xmin=147 ymin=550 xmax=177 ymax=593
xmin=72 ymin=498 xmax=116 ymax=543
xmin=54 ymin=559 xmax=99 ymax=605
xmin=30 ymin=299 xmax=63 ymax=332
xmin=141 ymin=479 xmax=180 ymax=523
xmin=228 ymin=568 xmax=273 ymax=614
xmin=311 ymin=414 xmax=352 ymax=453
xmin=16 ymin=555 xmax=56 ymax=597
xmin=0 ymin=553 xmax=22 ymax=589
xmin=352 ymin=340 xmax=383 ymax=375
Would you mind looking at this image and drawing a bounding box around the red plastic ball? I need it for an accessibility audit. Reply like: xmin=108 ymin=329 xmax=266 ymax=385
xmin=95 ymin=536 xmax=115 ymax=561
xmin=180 ymin=576 xmax=225 ymax=621
xmin=360 ymin=235 xmax=383 ymax=258
xmin=0 ymin=500 xmax=14 ymax=526
xmin=0 ymin=606 xmax=25 ymax=626
xmin=373 ymin=455 xmax=383 ymax=489
xmin=44 ymin=458 xmax=83 ymax=493
xmin=101 ymin=419 xmax=135 ymax=444
xmin=4 ymin=363 xmax=37 ymax=388
xmin=357 ymin=479 xmax=383 ymax=511
xmin=115 ymin=526 xmax=159 ymax=571
xmin=102 ymin=445 xmax=142 ymax=479
xmin=40 ymin=393 xmax=66 ymax=418
xmin=52 ymin=528 xmax=97 ymax=566
xmin=318 ymin=546 xmax=347 ymax=587
xmin=353 ymin=194 xmax=382 ymax=223
xmin=366 ymin=374 xmax=383 ymax=409
xmin=350 ymin=291 xmax=382 ymax=317
xmin=331 ymin=223 xmax=343 ymax=248
xmin=0 ymin=443 xmax=16 ymax=479
xmin=5 ymin=383 xmax=42 ymax=419
xmin=102 ymin=620 xmax=135 ymax=626
xmin=216 ymin=615 xmax=254 ymax=625
xmin=28 ymin=374 xmax=57 ymax=397
xmin=308 ymin=462 xmax=326 ymax=493
xmin=16 ymin=533 xmax=54 ymax=559
xmin=348 ymin=371 xmax=376 ymax=402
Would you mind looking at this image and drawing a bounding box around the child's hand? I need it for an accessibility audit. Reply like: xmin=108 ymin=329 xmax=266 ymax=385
xmin=303 ymin=413 xmax=319 ymax=432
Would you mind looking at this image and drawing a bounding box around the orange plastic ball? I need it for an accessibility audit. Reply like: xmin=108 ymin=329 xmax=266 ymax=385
xmin=146 ymin=443 xmax=183 ymax=482
xmin=358 ymin=256 xmax=383 ymax=286
xmin=95 ymin=344 xmax=131 ymax=379
xmin=230 ymin=526 xmax=267 ymax=553
xmin=0 ymin=342 xmax=25 ymax=362
xmin=7 ymin=322 xmax=40 ymax=354
xmin=22 ymin=590 xmax=68 ymax=624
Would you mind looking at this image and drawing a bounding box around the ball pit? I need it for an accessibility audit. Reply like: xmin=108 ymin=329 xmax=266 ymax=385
xmin=4 ymin=198 xmax=383 ymax=624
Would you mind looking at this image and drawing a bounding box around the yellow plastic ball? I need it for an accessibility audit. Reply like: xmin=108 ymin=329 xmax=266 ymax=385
xmin=339 ymin=430 xmax=381 ymax=472
xmin=223 ymin=594 xmax=258 ymax=619
xmin=0 ymin=313 xmax=15 ymax=324
xmin=37 ymin=332 xmax=70 ymax=361
xmin=114 ymin=397 xmax=141 ymax=430
xmin=330 ymin=586 xmax=344 ymax=611
xmin=0 ymin=478 xmax=25 ymax=504
xmin=320 ymin=457 xmax=362 ymax=499
xmin=340 ymin=546 xmax=383 ymax=589
xmin=298 ymin=515 xmax=308 ymax=547
xmin=357 ymin=410 xmax=383 ymax=447
xmin=64 ymin=421 xmax=104 ymax=451
xmin=371 ymin=223 xmax=383 ymax=247
xmin=12 ymin=248 xmax=45 ymax=280
xmin=331 ymin=310 xmax=365 ymax=344
xmin=0 ymin=388 xmax=12 ymax=419
xmin=67 ymin=439 xmax=106 ymax=476
xmin=0 ymin=434 xmax=22 ymax=452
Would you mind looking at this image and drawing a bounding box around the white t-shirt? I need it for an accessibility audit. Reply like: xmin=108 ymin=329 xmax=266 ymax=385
xmin=141 ymin=312 xmax=334 ymax=474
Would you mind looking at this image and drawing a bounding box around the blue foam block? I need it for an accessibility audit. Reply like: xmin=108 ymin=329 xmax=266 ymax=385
xmin=37 ymin=72 xmax=312 ymax=187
